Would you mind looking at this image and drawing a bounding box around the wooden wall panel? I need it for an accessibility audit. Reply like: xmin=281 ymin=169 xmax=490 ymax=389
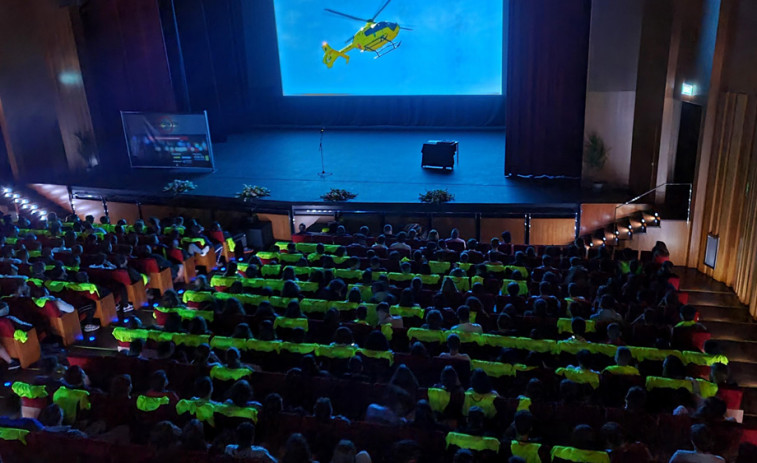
xmin=530 ymin=218 xmax=576 ymax=246
xmin=480 ymin=218 xmax=526 ymax=245
xmin=256 ymin=213 xmax=291 ymax=241
xmin=431 ymin=217 xmax=476 ymax=242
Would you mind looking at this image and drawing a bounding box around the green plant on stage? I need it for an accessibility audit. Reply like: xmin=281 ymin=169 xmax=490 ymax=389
xmin=583 ymin=132 xmax=609 ymax=172
xmin=163 ymin=179 xmax=197 ymax=196
xmin=419 ymin=189 xmax=454 ymax=204
xmin=237 ymin=185 xmax=271 ymax=202
xmin=321 ymin=188 xmax=357 ymax=202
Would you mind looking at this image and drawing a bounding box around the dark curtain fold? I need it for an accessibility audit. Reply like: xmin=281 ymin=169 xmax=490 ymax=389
xmin=505 ymin=0 xmax=591 ymax=178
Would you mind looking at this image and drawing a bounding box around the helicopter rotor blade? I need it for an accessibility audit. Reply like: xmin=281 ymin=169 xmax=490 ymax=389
xmin=324 ymin=8 xmax=371 ymax=23
xmin=370 ymin=0 xmax=392 ymax=21
xmin=399 ymin=26 xmax=413 ymax=31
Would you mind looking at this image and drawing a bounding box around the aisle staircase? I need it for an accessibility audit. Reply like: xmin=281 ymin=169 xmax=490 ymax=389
xmin=677 ymin=268 xmax=757 ymax=426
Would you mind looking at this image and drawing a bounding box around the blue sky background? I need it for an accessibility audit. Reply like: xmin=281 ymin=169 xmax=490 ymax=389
xmin=273 ymin=0 xmax=503 ymax=96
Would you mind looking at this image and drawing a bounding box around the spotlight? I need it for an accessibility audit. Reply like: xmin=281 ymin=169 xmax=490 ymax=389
xmin=2 ymin=187 xmax=10 ymax=193
xmin=21 ymin=199 xmax=28 ymax=205
xmin=12 ymin=194 xmax=19 ymax=199
xmin=88 ymin=336 xmax=96 ymax=342
xmin=30 ymin=204 xmax=37 ymax=210
xmin=153 ymin=303 xmax=159 ymax=307
xmin=3 ymin=381 xmax=10 ymax=387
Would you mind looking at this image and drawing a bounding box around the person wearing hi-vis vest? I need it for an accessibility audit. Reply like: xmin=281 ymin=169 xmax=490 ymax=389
xmin=602 ymin=347 xmax=640 ymax=376
xmin=505 ymin=410 xmax=544 ymax=463
xmin=550 ymin=424 xmax=610 ymax=463
xmin=463 ymin=369 xmax=500 ymax=419
xmin=137 ymin=370 xmax=179 ymax=416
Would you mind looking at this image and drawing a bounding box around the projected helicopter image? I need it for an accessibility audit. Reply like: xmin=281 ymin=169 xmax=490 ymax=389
xmin=273 ymin=0 xmax=503 ymax=96
xmin=321 ymin=0 xmax=412 ymax=68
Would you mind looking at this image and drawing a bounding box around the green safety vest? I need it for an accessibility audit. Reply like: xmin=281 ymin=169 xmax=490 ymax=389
xmin=429 ymin=261 xmax=451 ymax=274
xmin=154 ymin=306 xmax=214 ymax=322
xmin=390 ymin=305 xmax=424 ymax=319
xmin=0 ymin=427 xmax=30 ymax=445
xmin=176 ymin=398 xmax=216 ymax=426
xmin=645 ymin=376 xmax=718 ymax=398
xmin=112 ymin=327 xmax=149 ymax=343
xmin=273 ymin=317 xmax=309 ymax=331
xmin=427 ymin=388 xmax=451 ymax=413
xmin=499 ymin=279 xmax=530 ymax=296
xmin=247 ymin=339 xmax=281 ymax=353
xmin=181 ymin=290 xmax=216 ymax=304
xmin=471 ymin=360 xmax=531 ymax=378
xmin=675 ymin=320 xmax=698 ymax=328
xmin=555 ymin=367 xmax=600 ymax=389
xmin=517 ymin=396 xmax=532 ymax=412
xmin=136 ymin=395 xmax=171 ymax=412
xmin=225 ymin=237 xmax=236 ymax=253
xmin=13 ymin=330 xmax=28 ymax=343
xmin=210 ymin=365 xmax=253 ymax=381
xmin=463 ymin=390 xmax=498 ymax=418
xmin=52 ymin=387 xmax=90 ymax=423
xmin=209 ymin=336 xmax=249 ymax=351
xmin=279 ymin=342 xmax=318 ymax=355
xmin=316 ymin=344 xmax=358 ymax=359
xmin=550 ymin=446 xmax=609 ymax=463
xmin=216 ymin=403 xmax=258 ymax=422
xmin=445 ymin=432 xmax=500 ymax=452
xmin=602 ymin=365 xmax=640 ymax=376
xmin=172 ymin=333 xmax=211 ymax=347
xmin=511 ymin=441 xmax=542 ymax=463
xmin=12 ymin=382 xmax=48 ymax=399
xmin=556 ymin=318 xmax=596 ymax=334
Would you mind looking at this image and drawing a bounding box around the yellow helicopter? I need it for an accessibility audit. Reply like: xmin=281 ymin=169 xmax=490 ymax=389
xmin=322 ymin=0 xmax=412 ymax=68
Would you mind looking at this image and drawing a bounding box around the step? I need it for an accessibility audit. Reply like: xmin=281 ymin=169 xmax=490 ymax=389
xmin=694 ymin=305 xmax=753 ymax=323
xmin=704 ymin=321 xmax=757 ymax=341
xmin=730 ymin=362 xmax=757 ymax=389
xmin=676 ymin=268 xmax=736 ymax=294
xmin=711 ymin=342 xmax=757 ymax=365
xmin=684 ymin=291 xmax=745 ymax=308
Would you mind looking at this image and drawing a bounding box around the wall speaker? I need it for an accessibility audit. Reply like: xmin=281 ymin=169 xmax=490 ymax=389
xmin=704 ymin=234 xmax=718 ymax=269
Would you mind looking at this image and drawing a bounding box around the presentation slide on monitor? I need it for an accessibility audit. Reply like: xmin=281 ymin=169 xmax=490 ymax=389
xmin=121 ymin=112 xmax=214 ymax=170
xmin=273 ymin=0 xmax=503 ymax=96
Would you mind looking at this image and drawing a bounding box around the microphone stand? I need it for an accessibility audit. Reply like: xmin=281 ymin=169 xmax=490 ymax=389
xmin=318 ymin=127 xmax=332 ymax=178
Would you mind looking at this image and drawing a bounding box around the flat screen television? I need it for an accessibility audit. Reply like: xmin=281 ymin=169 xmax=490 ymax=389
xmin=121 ymin=111 xmax=215 ymax=171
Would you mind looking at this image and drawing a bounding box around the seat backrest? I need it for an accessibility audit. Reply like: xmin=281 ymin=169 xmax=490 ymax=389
xmin=131 ymin=258 xmax=159 ymax=274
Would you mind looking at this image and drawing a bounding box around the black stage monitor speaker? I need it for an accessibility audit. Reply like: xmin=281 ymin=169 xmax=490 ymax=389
xmin=421 ymin=141 xmax=458 ymax=170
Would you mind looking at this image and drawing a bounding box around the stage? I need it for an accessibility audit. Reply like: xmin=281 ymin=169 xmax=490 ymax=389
xmin=58 ymin=128 xmax=596 ymax=212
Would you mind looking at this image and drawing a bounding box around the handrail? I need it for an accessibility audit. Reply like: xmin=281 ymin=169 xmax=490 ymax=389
xmin=613 ymin=182 xmax=693 ymax=239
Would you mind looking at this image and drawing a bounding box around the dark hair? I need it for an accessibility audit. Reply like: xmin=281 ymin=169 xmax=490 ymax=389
xmin=282 ymin=433 xmax=312 ymax=463
xmin=470 ymin=368 xmax=492 ymax=394
xmin=691 ymin=424 xmax=715 ymax=453
xmin=513 ymin=410 xmax=534 ymax=437
xmin=228 ymin=379 xmax=253 ymax=407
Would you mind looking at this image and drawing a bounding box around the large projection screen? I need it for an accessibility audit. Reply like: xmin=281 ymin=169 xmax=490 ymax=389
xmin=121 ymin=111 xmax=215 ymax=171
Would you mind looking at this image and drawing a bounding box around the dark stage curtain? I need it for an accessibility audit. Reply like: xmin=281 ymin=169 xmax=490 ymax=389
xmin=72 ymin=0 xmax=176 ymax=171
xmin=504 ymin=0 xmax=591 ymax=178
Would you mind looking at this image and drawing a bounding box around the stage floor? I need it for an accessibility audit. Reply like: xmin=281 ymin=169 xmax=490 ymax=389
xmin=61 ymin=128 xmax=591 ymax=206
xmin=203 ymin=128 xmax=577 ymax=205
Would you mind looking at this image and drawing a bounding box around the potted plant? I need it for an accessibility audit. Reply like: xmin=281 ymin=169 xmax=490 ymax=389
xmin=237 ymin=185 xmax=271 ymax=202
xmin=163 ymin=179 xmax=197 ymax=196
xmin=419 ymin=189 xmax=455 ymax=204
xmin=321 ymin=188 xmax=357 ymax=202
xmin=583 ymin=132 xmax=609 ymax=192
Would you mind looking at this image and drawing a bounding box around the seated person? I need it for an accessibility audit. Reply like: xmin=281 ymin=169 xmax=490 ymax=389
xmin=451 ymin=305 xmax=483 ymax=334
xmin=439 ymin=334 xmax=471 ymax=361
